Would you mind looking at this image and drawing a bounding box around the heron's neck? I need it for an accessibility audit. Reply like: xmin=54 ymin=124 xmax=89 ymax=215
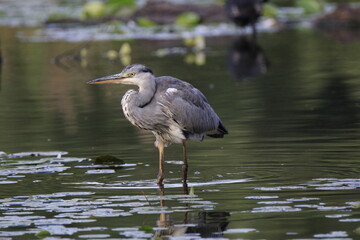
xmin=135 ymin=78 xmax=156 ymax=108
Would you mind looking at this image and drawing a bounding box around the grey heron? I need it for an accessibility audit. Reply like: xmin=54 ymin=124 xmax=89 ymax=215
xmin=87 ymin=64 xmax=228 ymax=185
xmin=225 ymin=0 xmax=268 ymax=34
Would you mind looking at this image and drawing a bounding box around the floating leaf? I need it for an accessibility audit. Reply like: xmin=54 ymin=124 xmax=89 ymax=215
xmin=139 ymin=225 xmax=153 ymax=233
xmin=36 ymin=230 xmax=51 ymax=239
xmin=355 ymin=226 xmax=360 ymax=235
xmin=106 ymin=0 xmax=135 ymax=8
xmin=352 ymin=202 xmax=360 ymax=208
xmin=175 ymin=12 xmax=200 ymax=27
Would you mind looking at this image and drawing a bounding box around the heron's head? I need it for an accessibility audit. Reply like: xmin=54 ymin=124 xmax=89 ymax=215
xmin=87 ymin=64 xmax=154 ymax=86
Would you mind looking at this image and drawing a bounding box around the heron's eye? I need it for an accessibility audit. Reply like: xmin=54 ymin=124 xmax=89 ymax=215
xmin=128 ymin=72 xmax=135 ymax=77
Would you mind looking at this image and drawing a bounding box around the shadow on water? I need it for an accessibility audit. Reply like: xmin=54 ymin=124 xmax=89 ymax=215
xmin=302 ymin=75 xmax=359 ymax=133
xmin=0 ymin=40 xmax=2 ymax=91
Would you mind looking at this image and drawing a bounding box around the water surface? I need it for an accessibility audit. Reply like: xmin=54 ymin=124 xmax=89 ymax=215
xmin=0 ymin=27 xmax=360 ymax=239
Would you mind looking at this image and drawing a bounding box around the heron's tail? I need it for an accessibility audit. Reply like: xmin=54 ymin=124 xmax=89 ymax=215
xmin=207 ymin=121 xmax=228 ymax=138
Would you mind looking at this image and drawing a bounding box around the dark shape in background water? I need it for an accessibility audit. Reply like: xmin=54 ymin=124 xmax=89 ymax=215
xmin=302 ymin=75 xmax=359 ymax=134
xmin=225 ymin=0 xmax=268 ymax=34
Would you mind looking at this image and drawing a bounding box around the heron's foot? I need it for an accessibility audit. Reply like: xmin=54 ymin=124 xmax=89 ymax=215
xmin=182 ymin=164 xmax=188 ymax=183
xmin=183 ymin=181 xmax=189 ymax=195
xmin=157 ymin=174 xmax=164 ymax=185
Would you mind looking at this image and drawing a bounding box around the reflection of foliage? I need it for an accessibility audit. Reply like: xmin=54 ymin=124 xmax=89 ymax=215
xmin=52 ymin=43 xmax=90 ymax=71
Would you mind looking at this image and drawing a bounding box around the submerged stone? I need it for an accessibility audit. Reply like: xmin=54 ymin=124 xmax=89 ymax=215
xmin=93 ymin=155 xmax=125 ymax=165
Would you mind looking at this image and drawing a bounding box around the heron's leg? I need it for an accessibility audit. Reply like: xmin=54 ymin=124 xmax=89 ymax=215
xmin=157 ymin=142 xmax=165 ymax=185
xmin=182 ymin=140 xmax=188 ymax=183
xmin=158 ymin=185 xmax=166 ymax=225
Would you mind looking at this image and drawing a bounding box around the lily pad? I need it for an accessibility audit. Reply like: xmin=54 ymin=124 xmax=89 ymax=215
xmin=139 ymin=225 xmax=153 ymax=233
xmin=355 ymin=226 xmax=360 ymax=235
xmin=175 ymin=12 xmax=200 ymax=27
xmin=35 ymin=230 xmax=51 ymax=239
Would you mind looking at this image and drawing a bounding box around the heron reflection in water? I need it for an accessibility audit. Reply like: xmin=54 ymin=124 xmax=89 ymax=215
xmin=225 ymin=0 xmax=270 ymax=80
xmin=155 ymin=185 xmax=230 ymax=238
xmin=87 ymin=64 xmax=228 ymax=185
xmin=228 ymin=36 xmax=269 ymax=81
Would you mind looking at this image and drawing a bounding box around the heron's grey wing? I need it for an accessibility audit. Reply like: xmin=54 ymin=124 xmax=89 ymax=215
xmin=156 ymin=77 xmax=220 ymax=135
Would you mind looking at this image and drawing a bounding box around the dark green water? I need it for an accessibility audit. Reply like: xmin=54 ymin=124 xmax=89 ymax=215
xmin=0 ymin=27 xmax=360 ymax=239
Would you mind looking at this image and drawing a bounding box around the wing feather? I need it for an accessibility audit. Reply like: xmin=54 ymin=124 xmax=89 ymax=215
xmin=155 ymin=76 xmax=220 ymax=134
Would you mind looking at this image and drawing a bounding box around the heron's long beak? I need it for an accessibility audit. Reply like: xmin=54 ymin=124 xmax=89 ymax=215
xmin=87 ymin=73 xmax=124 ymax=84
